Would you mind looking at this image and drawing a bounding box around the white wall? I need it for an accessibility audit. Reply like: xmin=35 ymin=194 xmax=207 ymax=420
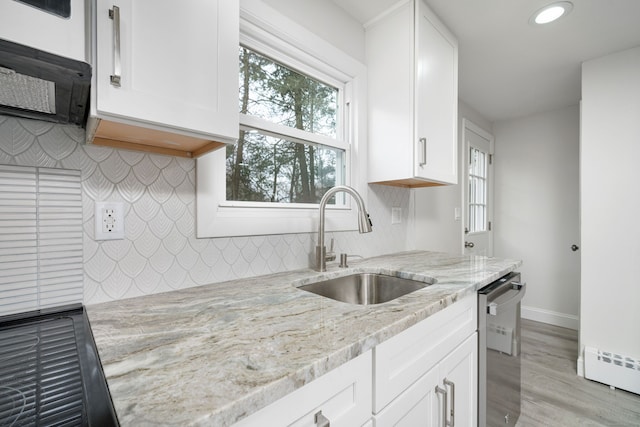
xmin=493 ymin=105 xmax=581 ymax=329
xmin=262 ymin=0 xmax=366 ymax=63
xmin=411 ymin=101 xmax=492 ymax=254
xmin=580 ymin=46 xmax=640 ymax=360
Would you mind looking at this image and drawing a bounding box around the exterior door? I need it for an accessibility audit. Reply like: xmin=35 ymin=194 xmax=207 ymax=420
xmin=463 ymin=119 xmax=494 ymax=256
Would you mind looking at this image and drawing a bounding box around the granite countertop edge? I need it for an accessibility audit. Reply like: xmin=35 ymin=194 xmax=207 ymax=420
xmin=86 ymin=250 xmax=522 ymax=426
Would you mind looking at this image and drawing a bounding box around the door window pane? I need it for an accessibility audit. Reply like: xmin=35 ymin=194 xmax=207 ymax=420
xmin=468 ymin=147 xmax=488 ymax=233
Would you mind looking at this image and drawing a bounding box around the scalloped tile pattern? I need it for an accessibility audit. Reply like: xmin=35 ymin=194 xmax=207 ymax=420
xmin=0 ymin=116 xmax=410 ymax=304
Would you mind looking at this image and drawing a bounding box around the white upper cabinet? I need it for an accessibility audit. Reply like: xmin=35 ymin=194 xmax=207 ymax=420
xmin=367 ymin=0 xmax=458 ymax=187
xmin=87 ymin=0 xmax=239 ymax=157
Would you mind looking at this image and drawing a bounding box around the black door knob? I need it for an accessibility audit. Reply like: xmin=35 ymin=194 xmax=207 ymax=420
xmin=571 ymin=244 xmax=579 ymax=251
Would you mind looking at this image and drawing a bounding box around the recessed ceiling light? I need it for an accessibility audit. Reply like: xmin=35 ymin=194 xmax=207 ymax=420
xmin=530 ymin=1 xmax=573 ymax=25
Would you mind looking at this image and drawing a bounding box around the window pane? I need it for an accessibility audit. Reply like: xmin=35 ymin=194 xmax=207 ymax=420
xmin=468 ymin=147 xmax=488 ymax=233
xmin=239 ymin=47 xmax=338 ymax=138
xmin=226 ymin=129 xmax=345 ymax=204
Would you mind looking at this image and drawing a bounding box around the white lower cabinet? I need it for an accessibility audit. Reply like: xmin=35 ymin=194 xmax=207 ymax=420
xmin=235 ymin=295 xmax=477 ymax=426
xmin=373 ymin=294 xmax=477 ymax=427
xmin=375 ymin=364 xmax=440 ymax=426
xmin=437 ymin=334 xmax=477 ymax=426
xmin=374 ymin=334 xmax=478 ymax=426
xmin=233 ymin=350 xmax=372 ymax=427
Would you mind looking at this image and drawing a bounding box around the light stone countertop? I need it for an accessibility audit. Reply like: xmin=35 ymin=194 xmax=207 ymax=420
xmin=86 ymin=250 xmax=521 ymax=426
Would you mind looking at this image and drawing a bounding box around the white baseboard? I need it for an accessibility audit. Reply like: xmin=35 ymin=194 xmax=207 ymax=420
xmin=521 ymin=305 xmax=579 ymax=330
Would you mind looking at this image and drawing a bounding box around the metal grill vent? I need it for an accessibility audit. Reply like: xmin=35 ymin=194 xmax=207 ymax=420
xmin=0 ymin=66 xmax=56 ymax=114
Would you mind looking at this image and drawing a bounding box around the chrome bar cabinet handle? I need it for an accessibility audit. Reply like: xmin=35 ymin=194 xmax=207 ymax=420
xmin=314 ymin=410 xmax=330 ymax=427
xmin=435 ymin=385 xmax=448 ymax=427
xmin=444 ymin=378 xmax=455 ymax=427
xmin=109 ymin=5 xmax=122 ymax=87
xmin=419 ymin=137 xmax=427 ymax=166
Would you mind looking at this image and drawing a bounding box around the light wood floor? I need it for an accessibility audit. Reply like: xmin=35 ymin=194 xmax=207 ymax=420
xmin=516 ymin=319 xmax=640 ymax=426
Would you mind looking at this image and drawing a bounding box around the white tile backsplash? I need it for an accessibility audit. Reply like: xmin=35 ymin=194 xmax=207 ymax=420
xmin=0 ymin=116 xmax=410 ymax=304
xmin=0 ymin=164 xmax=83 ymax=315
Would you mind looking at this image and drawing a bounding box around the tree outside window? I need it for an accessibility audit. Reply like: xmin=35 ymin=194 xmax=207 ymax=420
xmin=227 ymin=47 xmax=345 ymax=204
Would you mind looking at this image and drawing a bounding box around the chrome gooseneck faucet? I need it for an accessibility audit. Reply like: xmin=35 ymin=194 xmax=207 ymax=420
xmin=315 ymin=186 xmax=372 ymax=272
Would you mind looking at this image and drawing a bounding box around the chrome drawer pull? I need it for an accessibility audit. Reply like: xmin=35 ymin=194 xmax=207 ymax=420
xmin=314 ymin=410 xmax=330 ymax=427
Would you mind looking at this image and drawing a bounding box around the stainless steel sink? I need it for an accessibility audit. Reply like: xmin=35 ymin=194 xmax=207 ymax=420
xmin=298 ymin=273 xmax=432 ymax=305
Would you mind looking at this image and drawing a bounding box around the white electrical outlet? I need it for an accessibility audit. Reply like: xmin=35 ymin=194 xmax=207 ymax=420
xmin=95 ymin=202 xmax=124 ymax=240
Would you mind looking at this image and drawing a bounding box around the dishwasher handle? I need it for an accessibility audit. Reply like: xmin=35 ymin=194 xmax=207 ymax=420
xmin=487 ymin=282 xmax=526 ymax=316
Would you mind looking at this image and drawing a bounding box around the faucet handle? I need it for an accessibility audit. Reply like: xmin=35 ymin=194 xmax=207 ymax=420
xmin=326 ymin=238 xmax=336 ymax=262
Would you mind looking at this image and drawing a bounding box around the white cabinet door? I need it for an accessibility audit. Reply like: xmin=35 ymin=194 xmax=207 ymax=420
xmin=367 ymin=0 xmax=458 ymax=187
xmin=234 ymin=351 xmax=372 ymax=427
xmin=374 ymin=333 xmax=477 ymax=427
xmin=374 ymin=366 xmax=440 ymax=427
xmin=435 ymin=333 xmax=478 ymax=427
xmin=414 ymin=0 xmax=458 ymax=184
xmin=373 ymin=294 xmax=476 ymax=412
xmin=93 ymin=0 xmax=238 ymax=143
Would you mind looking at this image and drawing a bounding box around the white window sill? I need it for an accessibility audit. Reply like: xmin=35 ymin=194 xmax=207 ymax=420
xmin=196 ymin=149 xmax=360 ymax=238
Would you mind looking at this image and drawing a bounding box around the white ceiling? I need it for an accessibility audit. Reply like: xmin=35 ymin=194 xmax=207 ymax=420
xmin=332 ymin=0 xmax=640 ymax=122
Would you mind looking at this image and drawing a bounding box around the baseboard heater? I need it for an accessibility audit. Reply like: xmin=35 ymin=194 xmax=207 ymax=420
xmin=584 ymin=346 xmax=640 ymax=395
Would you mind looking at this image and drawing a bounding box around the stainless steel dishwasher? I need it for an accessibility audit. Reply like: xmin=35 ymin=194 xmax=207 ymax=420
xmin=478 ymin=272 xmax=526 ymax=427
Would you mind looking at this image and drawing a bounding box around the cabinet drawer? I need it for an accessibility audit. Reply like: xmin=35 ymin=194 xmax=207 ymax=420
xmin=234 ymin=350 xmax=372 ymax=427
xmin=373 ymin=293 xmax=476 ymax=412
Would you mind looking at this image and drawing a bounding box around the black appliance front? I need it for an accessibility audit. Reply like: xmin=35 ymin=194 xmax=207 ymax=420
xmin=0 ymin=305 xmax=118 ymax=426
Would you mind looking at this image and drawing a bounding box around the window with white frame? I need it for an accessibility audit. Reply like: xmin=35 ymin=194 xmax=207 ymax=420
xmin=196 ymin=8 xmax=366 ymax=238
xmin=228 ymin=46 xmax=347 ymax=205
